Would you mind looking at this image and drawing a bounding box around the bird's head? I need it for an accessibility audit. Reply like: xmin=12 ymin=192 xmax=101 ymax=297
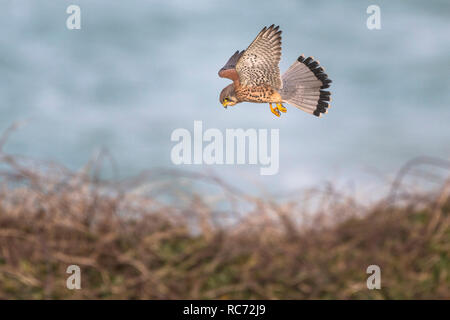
xmin=219 ymin=84 xmax=238 ymax=108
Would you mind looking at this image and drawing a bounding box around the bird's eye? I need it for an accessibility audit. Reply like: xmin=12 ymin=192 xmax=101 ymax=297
xmin=224 ymin=98 xmax=229 ymax=102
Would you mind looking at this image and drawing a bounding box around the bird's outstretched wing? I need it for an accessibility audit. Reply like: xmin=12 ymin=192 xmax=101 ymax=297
xmin=218 ymin=50 xmax=245 ymax=80
xmin=236 ymin=25 xmax=282 ymax=89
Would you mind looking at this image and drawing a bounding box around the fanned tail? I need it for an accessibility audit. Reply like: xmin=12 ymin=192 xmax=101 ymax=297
xmin=280 ymin=55 xmax=332 ymax=117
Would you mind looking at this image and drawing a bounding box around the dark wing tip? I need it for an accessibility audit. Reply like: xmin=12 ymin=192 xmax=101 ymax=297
xmin=261 ymin=24 xmax=281 ymax=37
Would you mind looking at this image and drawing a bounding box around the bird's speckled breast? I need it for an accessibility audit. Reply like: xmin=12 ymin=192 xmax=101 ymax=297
xmin=236 ymin=85 xmax=282 ymax=103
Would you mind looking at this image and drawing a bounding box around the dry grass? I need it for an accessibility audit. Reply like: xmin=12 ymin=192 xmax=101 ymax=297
xmin=0 ymin=126 xmax=448 ymax=299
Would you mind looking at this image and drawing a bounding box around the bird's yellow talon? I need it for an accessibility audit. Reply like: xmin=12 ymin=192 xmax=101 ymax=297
xmin=269 ymin=103 xmax=281 ymax=117
xmin=276 ymin=103 xmax=287 ymax=113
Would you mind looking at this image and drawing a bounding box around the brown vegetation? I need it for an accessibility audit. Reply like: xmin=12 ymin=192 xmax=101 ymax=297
xmin=0 ymin=126 xmax=448 ymax=299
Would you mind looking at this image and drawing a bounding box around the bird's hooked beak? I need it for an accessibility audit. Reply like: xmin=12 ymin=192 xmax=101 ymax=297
xmin=222 ymin=98 xmax=229 ymax=108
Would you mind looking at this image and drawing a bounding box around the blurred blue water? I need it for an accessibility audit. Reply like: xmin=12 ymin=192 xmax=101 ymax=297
xmin=1 ymin=0 xmax=449 ymax=195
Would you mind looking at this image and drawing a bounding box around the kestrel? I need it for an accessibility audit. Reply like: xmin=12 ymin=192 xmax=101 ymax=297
xmin=218 ymin=24 xmax=332 ymax=117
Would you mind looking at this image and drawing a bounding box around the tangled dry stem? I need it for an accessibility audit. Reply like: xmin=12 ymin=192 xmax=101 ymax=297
xmin=0 ymin=125 xmax=448 ymax=299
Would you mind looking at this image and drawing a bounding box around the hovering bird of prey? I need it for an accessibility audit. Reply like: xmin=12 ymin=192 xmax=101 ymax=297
xmin=218 ymin=25 xmax=332 ymax=117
